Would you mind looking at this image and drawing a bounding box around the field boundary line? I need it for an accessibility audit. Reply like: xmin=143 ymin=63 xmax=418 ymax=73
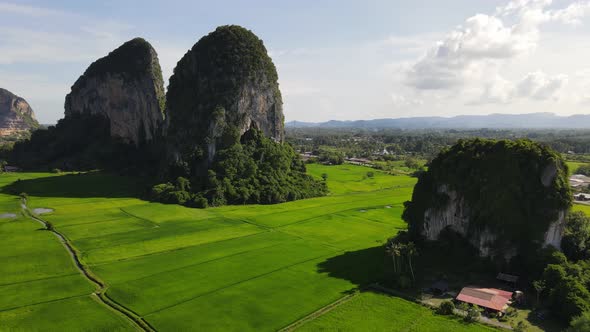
xmin=273 ymin=203 xmax=402 ymax=230
xmin=59 ymin=216 xmax=139 ymax=228
xmin=21 ymin=198 xmax=156 ymax=332
xmin=144 ymin=251 xmax=337 ymax=317
xmin=119 ymin=207 xmax=160 ymax=228
xmin=80 ymin=221 xmax=258 ymax=253
xmin=88 ymin=230 xmax=270 ymax=267
xmin=0 ymin=272 xmax=79 ymax=287
xmin=109 ymin=241 xmax=289 ymax=286
xmin=278 ymin=292 xmax=360 ymax=331
xmin=0 ymin=294 xmax=89 ymax=313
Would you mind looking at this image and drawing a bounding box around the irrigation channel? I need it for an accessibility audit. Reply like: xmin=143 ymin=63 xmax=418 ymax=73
xmin=21 ymin=198 xmax=156 ymax=332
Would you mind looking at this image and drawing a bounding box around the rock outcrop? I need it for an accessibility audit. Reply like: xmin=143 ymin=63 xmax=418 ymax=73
xmin=0 ymin=88 xmax=39 ymax=137
xmin=423 ymin=185 xmax=567 ymax=259
xmin=65 ymin=38 xmax=165 ymax=145
xmin=403 ymin=139 xmax=572 ymax=259
xmin=165 ymin=25 xmax=284 ymax=170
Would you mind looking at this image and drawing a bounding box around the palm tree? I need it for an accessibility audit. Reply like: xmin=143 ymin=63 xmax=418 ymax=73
xmin=386 ymin=242 xmax=403 ymax=274
xmin=405 ymin=242 xmax=418 ymax=282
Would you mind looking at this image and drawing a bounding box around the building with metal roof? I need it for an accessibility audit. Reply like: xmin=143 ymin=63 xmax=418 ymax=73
xmin=456 ymin=287 xmax=513 ymax=312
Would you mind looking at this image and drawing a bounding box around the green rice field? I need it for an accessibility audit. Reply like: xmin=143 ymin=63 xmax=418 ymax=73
xmin=0 ymin=165 xmax=494 ymax=331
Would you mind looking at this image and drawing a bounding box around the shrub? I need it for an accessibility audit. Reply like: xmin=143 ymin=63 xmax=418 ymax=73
xmin=561 ymin=211 xmax=590 ymax=261
xmin=437 ymin=300 xmax=455 ymax=315
xmin=464 ymin=305 xmax=481 ymax=323
xmin=568 ymin=311 xmax=590 ymax=332
xmin=575 ymin=164 xmax=590 ymax=176
xmin=504 ymin=307 xmax=518 ymax=318
xmin=191 ymin=195 xmax=208 ymax=209
xmin=168 ymin=190 xmax=191 ymax=205
xmin=513 ymin=321 xmax=529 ymax=332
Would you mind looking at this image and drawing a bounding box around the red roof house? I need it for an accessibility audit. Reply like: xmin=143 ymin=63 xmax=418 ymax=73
xmin=456 ymin=287 xmax=513 ymax=312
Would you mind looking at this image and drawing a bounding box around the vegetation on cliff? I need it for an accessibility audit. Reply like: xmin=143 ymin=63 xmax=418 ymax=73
xmin=159 ymin=25 xmax=324 ymax=206
xmin=152 ymin=128 xmax=326 ymax=206
xmin=165 ymin=25 xmax=283 ymax=163
xmin=10 ymin=113 xmax=160 ymax=172
xmin=403 ymin=139 xmax=572 ymax=253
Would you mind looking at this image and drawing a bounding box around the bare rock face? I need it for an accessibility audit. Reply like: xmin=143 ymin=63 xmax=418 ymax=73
xmin=0 ymin=88 xmax=39 ymax=137
xmin=423 ymin=185 xmax=567 ymax=258
xmin=165 ymin=25 xmax=284 ymax=171
xmin=65 ymin=38 xmax=165 ymax=145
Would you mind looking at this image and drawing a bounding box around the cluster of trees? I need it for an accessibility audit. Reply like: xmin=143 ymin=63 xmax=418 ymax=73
xmin=385 ymin=232 xmax=418 ymax=288
xmin=524 ymin=211 xmax=590 ymax=326
xmin=311 ymin=148 xmax=344 ymax=165
xmin=9 ymin=113 xmax=161 ymax=174
xmin=575 ymin=164 xmax=590 ymax=176
xmin=149 ymin=177 xmax=208 ymax=208
xmin=562 ymin=211 xmax=590 ymax=261
xmin=533 ymin=250 xmax=590 ymax=324
xmin=151 ymin=129 xmax=327 ymax=207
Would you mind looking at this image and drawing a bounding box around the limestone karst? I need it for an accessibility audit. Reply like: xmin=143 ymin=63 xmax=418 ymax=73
xmin=402 ymin=139 xmax=572 ymax=259
xmin=165 ymin=25 xmax=284 ymax=173
xmin=0 ymin=88 xmax=39 ymax=137
xmin=65 ymin=37 xmax=165 ymax=145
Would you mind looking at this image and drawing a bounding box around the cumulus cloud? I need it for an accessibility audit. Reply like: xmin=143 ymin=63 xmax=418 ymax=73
xmin=405 ymin=0 xmax=589 ymax=104
xmin=406 ymin=13 xmax=535 ymax=90
xmin=473 ymin=71 xmax=566 ymax=104
xmin=475 ymin=76 xmax=516 ymax=104
xmin=516 ymin=71 xmax=567 ymax=99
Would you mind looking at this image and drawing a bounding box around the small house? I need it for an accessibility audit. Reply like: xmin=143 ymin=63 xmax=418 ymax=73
xmin=496 ymin=273 xmax=519 ymax=287
xmin=456 ymin=287 xmax=513 ymax=313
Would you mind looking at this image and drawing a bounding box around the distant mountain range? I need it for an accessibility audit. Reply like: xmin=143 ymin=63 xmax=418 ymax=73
xmin=286 ymin=113 xmax=590 ymax=129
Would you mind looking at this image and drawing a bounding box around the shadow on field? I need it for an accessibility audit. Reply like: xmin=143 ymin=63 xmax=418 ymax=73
xmin=2 ymin=172 xmax=148 ymax=199
xmin=317 ymin=245 xmax=388 ymax=288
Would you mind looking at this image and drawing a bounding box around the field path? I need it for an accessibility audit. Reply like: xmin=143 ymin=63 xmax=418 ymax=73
xmin=21 ymin=198 xmax=155 ymax=332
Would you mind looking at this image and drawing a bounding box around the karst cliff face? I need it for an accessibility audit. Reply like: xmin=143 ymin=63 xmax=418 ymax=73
xmin=165 ymin=25 xmax=284 ymax=171
xmin=423 ymin=185 xmax=567 ymax=258
xmin=65 ymin=38 xmax=165 ymax=145
xmin=403 ymin=139 xmax=572 ymax=259
xmin=0 ymin=88 xmax=39 ymax=137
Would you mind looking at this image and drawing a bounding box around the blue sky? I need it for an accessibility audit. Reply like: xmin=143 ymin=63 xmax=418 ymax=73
xmin=1 ymin=0 xmax=590 ymax=123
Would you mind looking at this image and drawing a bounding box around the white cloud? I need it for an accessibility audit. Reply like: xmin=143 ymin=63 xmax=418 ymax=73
xmin=516 ymin=71 xmax=567 ymax=99
xmin=391 ymin=93 xmax=423 ymax=108
xmin=0 ymin=2 xmax=69 ymax=17
xmin=472 ymin=71 xmax=566 ymax=104
xmin=404 ymin=0 xmax=590 ymax=108
xmin=475 ymin=75 xmax=516 ymax=104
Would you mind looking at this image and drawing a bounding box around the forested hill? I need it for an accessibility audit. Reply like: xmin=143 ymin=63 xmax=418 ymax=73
xmin=287 ymin=113 xmax=590 ymax=129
